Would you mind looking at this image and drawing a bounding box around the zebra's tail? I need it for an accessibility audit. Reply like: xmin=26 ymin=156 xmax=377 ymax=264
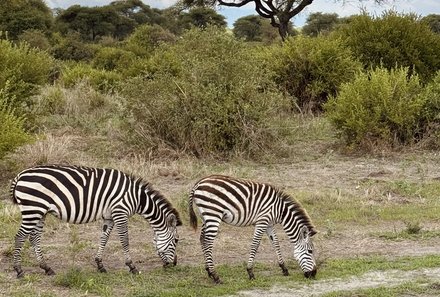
xmin=188 ymin=188 xmax=198 ymax=231
xmin=10 ymin=175 xmax=20 ymax=204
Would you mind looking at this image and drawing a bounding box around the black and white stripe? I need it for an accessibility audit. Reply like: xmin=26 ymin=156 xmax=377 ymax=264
xmin=188 ymin=175 xmax=317 ymax=283
xmin=10 ymin=164 xmax=182 ymax=278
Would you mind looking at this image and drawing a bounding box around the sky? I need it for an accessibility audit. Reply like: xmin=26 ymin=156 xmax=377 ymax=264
xmin=44 ymin=0 xmax=440 ymax=27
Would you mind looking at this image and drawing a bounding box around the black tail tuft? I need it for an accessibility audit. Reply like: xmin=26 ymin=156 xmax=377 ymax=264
xmin=188 ymin=188 xmax=198 ymax=231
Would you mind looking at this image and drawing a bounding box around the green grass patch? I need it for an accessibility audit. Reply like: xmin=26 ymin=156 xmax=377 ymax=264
xmin=47 ymin=255 xmax=440 ymax=297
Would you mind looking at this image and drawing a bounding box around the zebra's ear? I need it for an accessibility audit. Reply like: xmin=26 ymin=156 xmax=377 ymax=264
xmin=309 ymin=229 xmax=317 ymax=237
xmin=167 ymin=214 xmax=177 ymax=228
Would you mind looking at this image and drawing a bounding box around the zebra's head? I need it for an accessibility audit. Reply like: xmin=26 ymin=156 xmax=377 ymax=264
xmin=294 ymin=225 xmax=317 ymax=278
xmin=153 ymin=213 xmax=180 ymax=267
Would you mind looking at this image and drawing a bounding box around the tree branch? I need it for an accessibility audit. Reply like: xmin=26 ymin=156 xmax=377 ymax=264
xmin=288 ymin=0 xmax=313 ymax=18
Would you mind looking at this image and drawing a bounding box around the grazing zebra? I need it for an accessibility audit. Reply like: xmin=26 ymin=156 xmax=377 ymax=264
xmin=10 ymin=164 xmax=182 ymax=278
xmin=188 ymin=175 xmax=317 ymax=283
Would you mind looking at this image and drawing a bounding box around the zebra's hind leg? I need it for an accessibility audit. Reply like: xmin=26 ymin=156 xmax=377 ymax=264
xmin=13 ymin=223 xmax=35 ymax=278
xmin=200 ymin=221 xmax=221 ymax=284
xmin=29 ymin=219 xmax=55 ymax=276
xmin=266 ymin=226 xmax=289 ymax=276
xmin=95 ymin=219 xmax=114 ymax=273
xmin=246 ymin=222 xmax=267 ymax=280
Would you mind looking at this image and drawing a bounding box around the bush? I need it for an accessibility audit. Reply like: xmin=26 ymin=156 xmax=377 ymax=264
xmin=0 ymin=39 xmax=55 ymax=111
xmin=51 ymin=32 xmax=95 ymax=62
xmin=18 ymin=29 xmax=51 ymax=51
xmin=0 ymin=83 xmax=32 ymax=159
xmin=267 ymin=35 xmax=362 ymax=113
xmin=122 ymin=27 xmax=288 ymax=158
xmin=335 ymin=11 xmax=440 ymax=82
xmin=324 ymin=67 xmax=428 ymax=149
xmin=61 ymin=63 xmax=122 ymax=92
xmin=123 ymin=24 xmax=176 ymax=58
xmin=92 ymin=47 xmax=137 ymax=72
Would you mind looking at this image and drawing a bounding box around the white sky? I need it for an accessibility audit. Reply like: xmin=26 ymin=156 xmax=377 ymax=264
xmin=44 ymin=0 xmax=440 ymax=27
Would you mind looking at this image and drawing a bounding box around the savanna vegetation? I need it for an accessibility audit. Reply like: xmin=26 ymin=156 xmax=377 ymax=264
xmin=0 ymin=0 xmax=440 ymax=296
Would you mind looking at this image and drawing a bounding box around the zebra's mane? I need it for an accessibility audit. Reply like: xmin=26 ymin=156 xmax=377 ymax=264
xmin=136 ymin=177 xmax=182 ymax=226
xmin=278 ymin=190 xmax=316 ymax=233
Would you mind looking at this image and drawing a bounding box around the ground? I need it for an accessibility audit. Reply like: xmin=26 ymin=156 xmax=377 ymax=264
xmin=1 ymin=143 xmax=440 ymax=296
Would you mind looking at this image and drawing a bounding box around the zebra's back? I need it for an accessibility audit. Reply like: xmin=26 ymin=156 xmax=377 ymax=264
xmin=191 ymin=175 xmax=280 ymax=226
xmin=12 ymin=165 xmax=131 ymax=224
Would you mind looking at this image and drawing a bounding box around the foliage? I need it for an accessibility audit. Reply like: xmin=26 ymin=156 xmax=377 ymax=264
xmin=335 ymin=11 xmax=440 ymax=81
xmin=51 ymin=32 xmax=96 ymax=61
xmin=60 ymin=63 xmax=122 ymax=93
xmin=0 ymin=0 xmax=53 ymax=40
xmin=302 ymin=12 xmax=340 ymax=36
xmin=122 ymin=27 xmax=288 ymax=158
xmin=93 ymin=47 xmax=137 ymax=72
xmin=0 ymin=83 xmax=32 ymax=159
xmin=267 ymin=35 xmax=362 ymax=113
xmin=0 ymin=39 xmax=55 ymax=111
xmin=232 ymin=15 xmax=291 ymax=43
xmin=421 ymin=14 xmax=440 ymax=34
xmin=18 ymin=29 xmax=51 ymax=51
xmin=324 ymin=67 xmax=434 ymax=149
xmin=54 ymin=1 xmax=165 ymax=42
xmin=178 ymin=7 xmax=227 ymax=31
xmin=124 ymin=24 xmax=176 ymax=57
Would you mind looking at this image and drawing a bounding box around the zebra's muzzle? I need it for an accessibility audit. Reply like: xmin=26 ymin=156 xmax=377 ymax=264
xmin=163 ymin=255 xmax=177 ymax=268
xmin=304 ymin=267 xmax=317 ymax=279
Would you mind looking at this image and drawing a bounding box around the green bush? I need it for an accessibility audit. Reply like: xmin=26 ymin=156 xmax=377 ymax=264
xmin=123 ymin=24 xmax=176 ymax=58
xmin=267 ymin=35 xmax=362 ymax=113
xmin=324 ymin=67 xmax=427 ymax=148
xmin=335 ymin=11 xmax=440 ymax=82
xmin=61 ymin=63 xmax=122 ymax=92
xmin=92 ymin=47 xmax=137 ymax=72
xmin=122 ymin=27 xmax=288 ymax=158
xmin=51 ymin=32 xmax=95 ymax=62
xmin=0 ymin=38 xmax=55 ymax=110
xmin=0 ymin=83 xmax=32 ymax=159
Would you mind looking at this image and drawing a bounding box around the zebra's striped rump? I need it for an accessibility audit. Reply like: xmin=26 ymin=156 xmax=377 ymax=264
xmin=10 ymin=164 xmax=181 ymax=278
xmin=189 ymin=174 xmax=317 ymax=283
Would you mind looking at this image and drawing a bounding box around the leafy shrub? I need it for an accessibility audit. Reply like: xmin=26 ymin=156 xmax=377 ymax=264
xmin=61 ymin=63 xmax=122 ymax=92
xmin=267 ymin=35 xmax=362 ymax=113
xmin=335 ymin=11 xmax=440 ymax=82
xmin=124 ymin=24 xmax=176 ymax=58
xmin=417 ymin=71 xmax=440 ymax=148
xmin=0 ymin=39 xmax=55 ymax=110
xmin=18 ymin=29 xmax=51 ymax=51
xmin=324 ymin=67 xmax=428 ymax=149
xmin=51 ymin=32 xmax=95 ymax=62
xmin=0 ymin=83 xmax=32 ymax=159
xmin=92 ymin=47 xmax=137 ymax=72
xmin=122 ymin=27 xmax=288 ymax=158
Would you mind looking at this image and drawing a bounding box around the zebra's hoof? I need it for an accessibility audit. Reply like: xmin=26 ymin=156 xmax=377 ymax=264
xmin=16 ymin=271 xmax=25 ymax=278
xmin=130 ymin=267 xmax=140 ymax=274
xmin=98 ymin=267 xmax=107 ymax=273
xmin=246 ymin=268 xmax=255 ymax=280
xmin=45 ymin=268 xmax=56 ymax=276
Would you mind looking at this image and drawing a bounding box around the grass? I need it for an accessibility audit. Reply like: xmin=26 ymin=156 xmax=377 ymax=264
xmin=3 ymin=255 xmax=440 ymax=297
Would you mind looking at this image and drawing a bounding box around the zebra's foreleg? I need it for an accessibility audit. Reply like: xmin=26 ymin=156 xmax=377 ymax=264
xmin=13 ymin=225 xmax=32 ymax=278
xmin=246 ymin=223 xmax=267 ymax=280
xmin=266 ymin=226 xmax=289 ymax=276
xmin=114 ymin=215 xmax=139 ymax=274
xmin=29 ymin=219 xmax=55 ymax=276
xmin=200 ymin=221 xmax=221 ymax=284
xmin=95 ymin=219 xmax=114 ymax=273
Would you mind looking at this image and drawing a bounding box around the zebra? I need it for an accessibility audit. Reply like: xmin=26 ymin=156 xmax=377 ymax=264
xmin=10 ymin=164 xmax=182 ymax=278
xmin=188 ymin=175 xmax=317 ymax=283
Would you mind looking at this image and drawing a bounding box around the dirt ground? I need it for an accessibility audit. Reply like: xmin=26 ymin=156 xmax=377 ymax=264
xmin=1 ymin=150 xmax=440 ymax=296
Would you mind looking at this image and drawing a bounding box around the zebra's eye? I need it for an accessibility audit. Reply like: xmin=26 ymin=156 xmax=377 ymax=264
xmin=175 ymin=238 xmax=179 ymax=244
xmin=308 ymin=249 xmax=313 ymax=254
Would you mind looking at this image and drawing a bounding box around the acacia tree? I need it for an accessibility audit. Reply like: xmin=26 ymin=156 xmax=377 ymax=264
xmin=181 ymin=0 xmax=387 ymax=40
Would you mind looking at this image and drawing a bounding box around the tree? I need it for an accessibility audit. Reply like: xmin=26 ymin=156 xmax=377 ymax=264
xmin=421 ymin=14 xmax=440 ymax=34
xmin=302 ymin=12 xmax=339 ymax=36
xmin=233 ymin=15 xmax=262 ymax=41
xmin=180 ymin=0 xmax=386 ymax=41
xmin=0 ymin=0 xmax=53 ymax=39
xmin=179 ymin=7 xmax=227 ymax=30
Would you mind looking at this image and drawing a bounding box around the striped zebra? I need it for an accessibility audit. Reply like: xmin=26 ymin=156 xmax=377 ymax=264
xmin=188 ymin=175 xmax=317 ymax=283
xmin=10 ymin=164 xmax=182 ymax=278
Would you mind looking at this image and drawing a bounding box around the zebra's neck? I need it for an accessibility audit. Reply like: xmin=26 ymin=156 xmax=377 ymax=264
xmin=278 ymin=195 xmax=315 ymax=241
